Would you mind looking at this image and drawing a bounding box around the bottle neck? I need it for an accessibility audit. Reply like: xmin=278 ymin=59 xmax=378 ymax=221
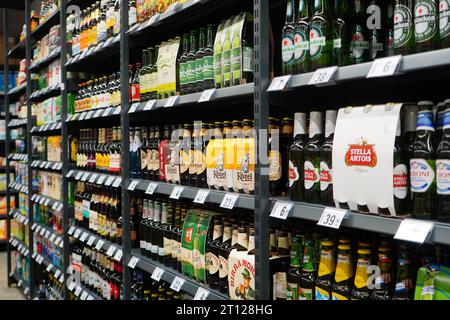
xmin=237 ymin=231 xmax=248 ymax=249
xmin=309 ymin=113 xmax=323 ymax=138
xmin=222 ymin=226 xmax=232 ymax=243
xmin=248 ymin=235 xmax=255 ymax=252
xmin=212 ymin=223 xmax=223 ymax=241
xmin=285 ymin=0 xmax=295 ymax=23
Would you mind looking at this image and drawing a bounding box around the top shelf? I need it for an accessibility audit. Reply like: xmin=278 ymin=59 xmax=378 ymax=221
xmin=8 ymin=41 xmax=26 ymax=59
xmin=30 ymin=9 xmax=60 ymax=41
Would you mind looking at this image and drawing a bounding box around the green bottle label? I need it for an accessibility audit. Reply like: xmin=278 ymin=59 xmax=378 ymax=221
xmin=414 ymin=0 xmax=438 ymax=42
xmin=179 ymin=62 xmax=186 ymax=85
xmin=203 ymin=55 xmax=214 ymax=80
xmin=221 ymin=49 xmax=231 ymax=83
xmin=214 ymin=52 xmax=222 ymax=86
xmin=440 ymin=0 xmax=450 ymax=39
xmin=287 ymin=282 xmax=299 ymax=300
xmin=231 ymin=46 xmax=241 ymax=83
xmin=309 ymin=24 xmax=326 ymax=61
xmin=394 ymin=4 xmax=414 ymax=48
xmin=188 ymin=60 xmax=197 ymax=85
xmin=195 ymin=58 xmax=204 ymax=83
xmin=293 ymin=30 xmax=309 ymax=63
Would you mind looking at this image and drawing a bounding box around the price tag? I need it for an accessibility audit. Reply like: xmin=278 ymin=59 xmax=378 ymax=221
xmin=167 ymin=2 xmax=181 ymax=12
xmin=143 ymin=100 xmax=156 ymax=111
xmin=148 ymin=13 xmax=160 ymax=25
xmin=52 ymin=162 xmax=59 ymax=170
xmin=267 ymin=75 xmax=292 ymax=91
xmin=44 ymin=199 xmax=50 ymax=206
xmin=74 ymin=229 xmax=82 ymax=239
xmin=105 ymin=176 xmax=114 ymax=186
xmin=94 ymin=109 xmax=103 ymax=118
xmin=81 ymin=172 xmax=90 ymax=181
xmin=89 ymin=174 xmax=98 ymax=183
xmin=113 ymin=249 xmax=123 ymax=261
xmin=95 ymin=239 xmax=105 ymax=251
xmin=39 ymin=197 xmax=46 ymax=205
xmin=164 ymin=95 xmax=179 ymax=108
xmin=170 ymin=186 xmax=184 ymax=200
xmin=32 ymin=252 xmax=37 ymax=259
xmin=49 ymin=233 xmax=56 ymax=242
xmin=87 ymin=236 xmax=96 ymax=246
xmin=127 ymin=256 xmax=140 ymax=269
xmin=45 ymin=230 xmax=51 ymax=238
xmin=79 ymin=112 xmax=87 ymax=121
xmin=87 ymin=295 xmax=94 ymax=301
xmin=55 ymin=237 xmax=62 ymax=246
xmin=317 ymin=207 xmax=348 ymax=229
xmin=66 ymin=114 xmax=73 ymax=122
xmin=193 ymin=287 xmax=210 ymax=300
xmin=86 ymin=111 xmax=94 ymax=119
xmin=103 ymin=108 xmax=112 ymax=117
xmin=35 ymin=225 xmax=42 ymax=233
xmin=40 ymin=162 xmax=46 ymax=168
xmin=57 ymin=163 xmax=63 ymax=170
xmin=193 ymin=189 xmax=210 ymax=204
xmin=74 ymin=286 xmax=82 ymax=297
xmin=52 ymin=202 xmax=59 ymax=210
xmin=75 ymin=171 xmax=83 ymax=180
xmin=97 ymin=175 xmax=106 ymax=185
xmin=54 ymin=269 xmax=61 ymax=278
xmin=112 ymin=177 xmax=122 ymax=188
xmin=128 ymin=180 xmax=139 ymax=191
xmin=394 ymin=218 xmax=434 ymax=244
xmin=24 ymin=249 xmax=29 ymax=256
xmin=308 ymin=66 xmax=338 ymax=86
xmin=37 ymin=255 xmax=44 ymax=264
xmin=170 ymin=276 xmax=185 ymax=292
xmin=59 ymin=275 xmax=64 ymax=283
xmin=106 ymin=245 xmax=116 ymax=257
xmin=114 ymin=106 xmax=121 ymax=115
xmin=24 ymin=218 xmax=29 ymax=225
xmin=198 ymin=88 xmax=216 ymax=102
xmin=45 ymin=162 xmax=51 ymax=169
xmin=80 ymin=291 xmax=88 ymax=300
xmin=57 ymin=203 xmax=63 ymax=212
xmin=80 ymin=232 xmax=89 ymax=242
xmin=24 ymin=287 xmax=29 ymax=295
xmin=67 ymin=281 xmax=76 ymax=291
xmin=17 ymin=280 xmax=22 ymax=287
xmin=151 ymin=267 xmax=164 ymax=281
xmin=128 ymin=103 xmax=139 ymax=113
xmin=145 ymin=182 xmax=158 ymax=195
xmin=40 ymin=228 xmax=46 ymax=236
xmin=66 ymin=170 xmax=74 ymax=178
xmin=46 ymin=264 xmax=53 ymax=272
xmin=367 ymin=55 xmax=402 ymax=78
xmin=220 ymin=193 xmax=239 ymax=210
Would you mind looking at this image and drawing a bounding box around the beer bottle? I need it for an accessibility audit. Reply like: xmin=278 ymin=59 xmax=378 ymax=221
xmin=299 ymin=239 xmax=317 ymax=300
xmin=435 ymin=101 xmax=445 ymax=149
xmin=351 ymin=248 xmax=372 ymax=300
xmin=385 ymin=0 xmax=396 ymax=57
xmin=350 ymin=0 xmax=370 ymax=64
xmin=392 ymin=250 xmax=414 ymax=300
xmin=410 ymin=101 xmax=436 ymax=219
xmin=392 ymin=116 xmax=409 ymax=216
xmin=333 ymin=0 xmax=353 ymax=66
xmin=289 ymin=113 xmax=307 ymax=201
xmin=140 ymin=127 xmax=149 ymax=179
xmin=315 ymin=240 xmax=336 ymax=300
xmin=281 ymin=117 xmax=294 ymax=196
xmin=223 ymin=121 xmax=234 ymax=192
xmin=371 ymin=246 xmax=394 ymax=300
xmin=294 ymin=0 xmax=310 ymax=74
xmin=221 ymin=18 xmax=233 ymax=88
xmin=241 ymin=13 xmax=254 ymax=84
xmin=196 ymin=28 xmax=206 ymax=93
xmin=404 ymin=103 xmax=419 ymax=161
xmin=204 ymin=25 xmax=215 ymax=90
xmin=436 ymin=101 xmax=450 ymax=222
xmin=368 ymin=0 xmax=385 ymax=60
xmin=179 ymin=34 xmax=189 ymax=95
xmin=242 ymin=119 xmax=255 ymax=194
xmin=320 ymin=110 xmax=337 ymax=206
xmin=219 ymin=220 xmax=233 ymax=294
xmin=440 ymin=0 xmax=450 ymax=47
xmin=414 ymin=0 xmax=439 ymax=52
xmin=214 ymin=21 xmax=225 ymax=89
xmin=180 ymin=124 xmax=192 ymax=186
xmin=282 ymin=0 xmax=296 ymax=75
xmin=331 ymin=244 xmax=354 ymax=300
xmin=309 ymin=0 xmax=334 ymax=70
xmin=304 ymin=112 xmax=323 ymax=204
xmin=269 ymin=117 xmax=283 ymax=196
xmin=206 ymin=218 xmax=223 ymax=289
xmin=232 ymin=120 xmax=244 ymax=193
xmin=286 ymin=235 xmax=302 ymax=300
xmin=197 ymin=121 xmax=209 ymax=188
xmin=187 ymin=31 xmax=199 ymax=94
xmin=394 ymin=0 xmax=415 ymax=55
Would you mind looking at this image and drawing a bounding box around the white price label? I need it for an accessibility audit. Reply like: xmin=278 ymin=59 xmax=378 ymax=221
xmin=74 ymin=286 xmax=82 ymax=297
xmin=40 ymin=197 xmax=46 ymax=205
xmin=40 ymin=162 xmax=46 ymax=168
xmin=59 ymin=275 xmax=64 ymax=283
xmin=89 ymin=174 xmax=98 ymax=183
xmin=40 ymin=229 xmax=46 ymax=236
xmin=167 ymin=2 xmax=181 ymax=12
xmin=113 ymin=249 xmax=123 ymax=261
xmin=194 ymin=287 xmax=210 ymax=300
xmin=35 ymin=225 xmax=42 ymax=233
xmin=114 ymin=107 xmax=121 ymax=115
xmin=103 ymin=108 xmax=112 ymax=117
xmin=394 ymin=219 xmax=434 ymax=244
xmin=81 ymin=172 xmax=90 ymax=181
xmin=170 ymin=276 xmax=185 ymax=292
xmin=66 ymin=170 xmax=74 ymax=178
xmin=128 ymin=180 xmax=139 ymax=191
xmin=55 ymin=237 xmax=62 ymax=246
xmin=317 ymin=207 xmax=348 ymax=229
xmin=79 ymin=112 xmax=87 ymax=121
xmin=151 ymin=267 xmax=164 ymax=281
xmin=80 ymin=291 xmax=89 ymax=300
xmin=95 ymin=239 xmax=105 ymax=250
xmin=97 ymin=175 xmax=106 ymax=185
xmin=57 ymin=203 xmax=63 ymax=212
xmin=74 ymin=229 xmax=82 ymax=239
xmin=145 ymin=182 xmax=158 ymax=195
xmin=54 ymin=269 xmax=61 ymax=278
xmin=32 ymin=252 xmax=37 ymax=259
xmin=24 ymin=287 xmax=29 ymax=295
xmin=94 ymin=109 xmax=103 ymax=118
xmin=52 ymin=162 xmax=59 ymax=170
xmin=267 ymin=75 xmax=292 ymax=91
xmin=87 ymin=236 xmax=96 ymax=246
xmin=198 ymin=88 xmax=216 ymax=102
xmin=87 ymin=295 xmax=94 ymax=301
xmin=193 ymin=189 xmax=210 ymax=204
xmin=45 ymin=162 xmax=51 ymax=169
xmin=164 ymin=95 xmax=179 ymax=108
xmin=270 ymin=201 xmax=294 ymax=220
xmin=112 ymin=177 xmax=122 ymax=188
xmin=308 ymin=66 xmax=338 ymax=86
xmin=80 ymin=232 xmax=89 ymax=242
xmin=143 ymin=100 xmax=156 ymax=111
xmin=170 ymin=186 xmax=184 ymax=200
xmin=127 ymin=256 xmax=140 ymax=269
xmin=148 ymin=13 xmax=160 ymax=25
xmin=46 ymin=264 xmax=53 ymax=272
xmin=67 ymin=280 xmax=76 ymax=291
xmin=49 ymin=234 xmax=56 ymax=242
xmin=128 ymin=103 xmax=139 ymax=113
xmin=367 ymin=55 xmax=402 ymax=78
xmin=86 ymin=111 xmax=94 ymax=119
xmin=44 ymin=199 xmax=50 ymax=206
xmin=75 ymin=171 xmax=83 ymax=180
xmin=57 ymin=163 xmax=63 ymax=170
xmin=105 ymin=176 xmax=114 ymax=186
xmin=37 ymin=255 xmax=44 ymax=264
xmin=106 ymin=245 xmax=116 ymax=257
xmin=220 ymin=193 xmax=239 ymax=210
xmin=17 ymin=280 xmax=22 ymax=287
xmin=52 ymin=202 xmax=59 ymax=210
xmin=45 ymin=230 xmax=51 ymax=239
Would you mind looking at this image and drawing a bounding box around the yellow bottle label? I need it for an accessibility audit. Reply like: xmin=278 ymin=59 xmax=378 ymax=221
xmin=335 ymin=254 xmax=353 ymax=283
xmin=318 ymin=250 xmax=335 ymax=277
xmin=315 ymin=286 xmax=331 ymax=300
xmin=269 ymin=150 xmax=282 ymax=181
xmin=332 ymin=292 xmax=349 ymax=300
xmin=354 ymin=259 xmax=369 ymax=289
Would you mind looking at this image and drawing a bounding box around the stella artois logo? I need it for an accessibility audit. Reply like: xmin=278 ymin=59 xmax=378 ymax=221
xmin=185 ymin=227 xmax=193 ymax=243
xmin=345 ymin=139 xmax=377 ymax=167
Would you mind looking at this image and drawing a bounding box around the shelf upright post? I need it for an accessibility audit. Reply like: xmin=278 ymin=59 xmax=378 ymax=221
xmin=253 ymin=0 xmax=271 ymax=300
xmin=3 ymin=8 xmax=12 ymax=287
xmin=120 ymin=0 xmax=132 ymax=300
xmin=25 ymin=0 xmax=34 ymax=299
xmin=60 ymin=0 xmax=70 ymax=300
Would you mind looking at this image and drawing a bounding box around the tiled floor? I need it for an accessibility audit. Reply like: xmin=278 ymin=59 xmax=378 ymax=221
xmin=0 ymin=251 xmax=26 ymax=300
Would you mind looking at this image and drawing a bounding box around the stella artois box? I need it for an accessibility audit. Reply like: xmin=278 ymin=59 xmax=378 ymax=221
xmin=333 ymin=104 xmax=402 ymax=215
xmin=228 ymin=249 xmax=255 ymax=300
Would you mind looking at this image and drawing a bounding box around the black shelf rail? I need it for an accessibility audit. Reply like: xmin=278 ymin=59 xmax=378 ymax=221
xmin=31 ymin=222 xmax=64 ymax=250
xmin=30 ymin=160 xmax=63 ymax=172
xmin=66 ymin=106 xmax=121 ymax=123
xmin=29 ymin=48 xmax=60 ymax=72
xmin=30 ymin=121 xmax=62 ymax=134
xmin=7 ymin=82 xmax=27 ymax=96
xmin=8 ymin=153 xmax=28 ymax=161
xmin=66 ymin=170 xmax=122 ymax=188
xmin=30 ymin=194 xmax=64 ymax=213
xmin=29 ymin=83 xmax=61 ymax=101
xmin=8 ymin=40 xmax=26 ymax=59
xmin=7 ymin=119 xmax=27 ymax=128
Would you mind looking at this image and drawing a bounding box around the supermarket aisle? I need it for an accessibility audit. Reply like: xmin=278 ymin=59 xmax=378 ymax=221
xmin=0 ymin=252 xmax=25 ymax=300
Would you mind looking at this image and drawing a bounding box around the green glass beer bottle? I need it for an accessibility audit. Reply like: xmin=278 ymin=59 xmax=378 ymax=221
xmin=350 ymin=0 xmax=370 ymax=64
xmin=315 ymin=240 xmax=335 ymax=300
xmin=414 ymin=0 xmax=440 ymax=52
xmin=304 ymin=111 xmax=323 ymax=204
xmin=351 ymin=249 xmax=372 ymax=300
xmin=436 ymin=101 xmax=450 ymax=222
xmin=310 ymin=0 xmax=334 ymax=70
xmin=282 ymin=0 xmax=296 ymax=75
xmin=440 ymin=0 xmax=450 ymax=47
xmin=394 ymin=0 xmax=416 ymax=54
xmin=333 ymin=0 xmax=353 ymax=66
xmin=299 ymin=239 xmax=317 ymax=300
xmin=286 ymin=235 xmax=302 ymax=300
xmin=331 ymin=244 xmax=354 ymax=300
xmin=294 ymin=0 xmax=311 ymax=74
xmin=289 ymin=113 xmax=307 ymax=201
xmin=410 ymin=101 xmax=436 ymax=219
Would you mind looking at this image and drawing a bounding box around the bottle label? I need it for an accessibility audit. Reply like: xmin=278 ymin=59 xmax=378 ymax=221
xmin=394 ymin=4 xmax=414 ymax=48
xmin=440 ymin=0 xmax=450 ymax=39
xmin=394 ymin=164 xmax=408 ymax=199
xmin=410 ymin=159 xmax=436 ymax=193
xmin=294 ymin=30 xmax=309 ymax=64
xmin=171 ymin=239 xmax=178 ymax=259
xmin=219 ymin=255 xmax=229 ymax=279
xmin=131 ymin=83 xmax=140 ymax=102
xmin=354 ymin=259 xmax=369 ymax=289
xmin=207 ymin=252 xmax=220 ymax=275
xmin=315 ymin=286 xmax=331 ymax=300
xmin=140 ymin=149 xmax=148 ymax=171
xmin=304 ymin=160 xmax=319 ymax=190
xmin=179 ymin=62 xmax=187 ymax=86
xmin=318 ymin=250 xmax=335 ymax=277
xmin=179 ymin=150 xmax=190 ymax=174
xmin=269 ymin=151 xmax=282 ymax=181
xmin=158 ymin=246 xmax=165 ymax=257
xmin=231 ymin=44 xmax=242 ymax=83
xmin=332 ymin=292 xmax=349 ymax=300
xmin=214 ymin=51 xmax=222 ymax=86
xmin=287 ymin=282 xmax=299 ymax=300
xmin=221 ymin=48 xmax=231 ymax=84
xmin=298 ymin=287 xmax=312 ymax=300
xmin=333 ymin=38 xmax=342 ymax=48
xmin=415 ymin=0 xmax=438 ymax=42
xmin=281 ymin=34 xmax=295 ymax=63
xmin=350 ymin=28 xmax=370 ymax=63
xmin=195 ymin=57 xmax=204 ymax=83
xmin=203 ymin=55 xmax=214 ymax=80
xmin=335 ymin=255 xmax=353 ymax=282
xmin=309 ymin=23 xmax=326 ymax=61
xmin=150 ymin=149 xmax=159 ymax=172
xmin=289 ymin=160 xmax=300 ymax=187
xmin=320 ymin=161 xmax=332 ymax=191
xmin=437 ymin=159 xmax=450 ymax=194
xmin=164 ymin=237 xmax=172 ymax=256
xmin=243 ymin=47 xmax=254 ymax=73
xmin=187 ymin=60 xmax=197 ymax=85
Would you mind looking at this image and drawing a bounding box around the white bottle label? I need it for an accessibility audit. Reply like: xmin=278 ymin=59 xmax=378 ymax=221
xmin=320 ymin=161 xmax=332 ymax=191
xmin=304 ymin=160 xmax=319 ymax=190
xmin=437 ymin=159 xmax=450 ymax=195
xmin=288 ymin=160 xmax=299 ymax=188
xmin=410 ymin=159 xmax=435 ymax=193
xmin=394 ymin=164 xmax=408 ymax=199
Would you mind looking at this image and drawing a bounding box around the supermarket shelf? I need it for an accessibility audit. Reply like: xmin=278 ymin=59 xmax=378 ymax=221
xmin=130 ymin=179 xmax=254 ymax=210
xmin=32 ymin=250 xmax=64 ymax=280
xmin=29 ymin=83 xmax=61 ymax=101
xmin=11 ymin=210 xmax=29 ymax=225
xmin=68 ymin=225 xmax=118 ymax=254
xmin=7 ymin=82 xmax=27 ymax=96
xmin=8 ymin=153 xmax=28 ymax=161
xmin=31 ymin=222 xmax=64 ymax=249
xmin=129 ymin=83 xmax=254 ymax=115
xmin=66 ymin=106 xmax=121 ymax=123
xmin=272 ymin=198 xmax=450 ymax=246
xmin=30 ymin=194 xmax=64 ymax=212
xmin=65 ymin=34 xmax=121 ymax=69
xmin=30 ymin=9 xmax=61 ymax=41
xmin=9 ymin=236 xmax=29 ymax=257
xmin=11 ymin=272 xmax=30 ymax=298
xmin=7 ymin=118 xmax=28 ymax=128
xmin=30 ymin=121 xmax=62 ymax=134
xmin=131 ymin=250 xmax=229 ymax=300
xmin=8 ymin=40 xmax=26 ymax=59
xmin=66 ymin=169 xmax=122 ymax=189
xmin=0 ymin=214 xmax=7 ymax=220
xmin=8 ymin=181 xmax=28 ymax=194
xmin=31 ymin=159 xmax=63 ymax=171
xmin=29 ymin=48 xmax=60 ymax=72
xmin=68 ymin=282 xmax=102 ymax=301
xmin=0 ymin=190 xmax=18 ymax=196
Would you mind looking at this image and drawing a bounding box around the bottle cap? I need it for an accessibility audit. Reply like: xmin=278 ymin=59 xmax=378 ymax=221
xmin=357 ymin=249 xmax=371 ymax=255
xmin=338 ymin=244 xmax=351 ymax=250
